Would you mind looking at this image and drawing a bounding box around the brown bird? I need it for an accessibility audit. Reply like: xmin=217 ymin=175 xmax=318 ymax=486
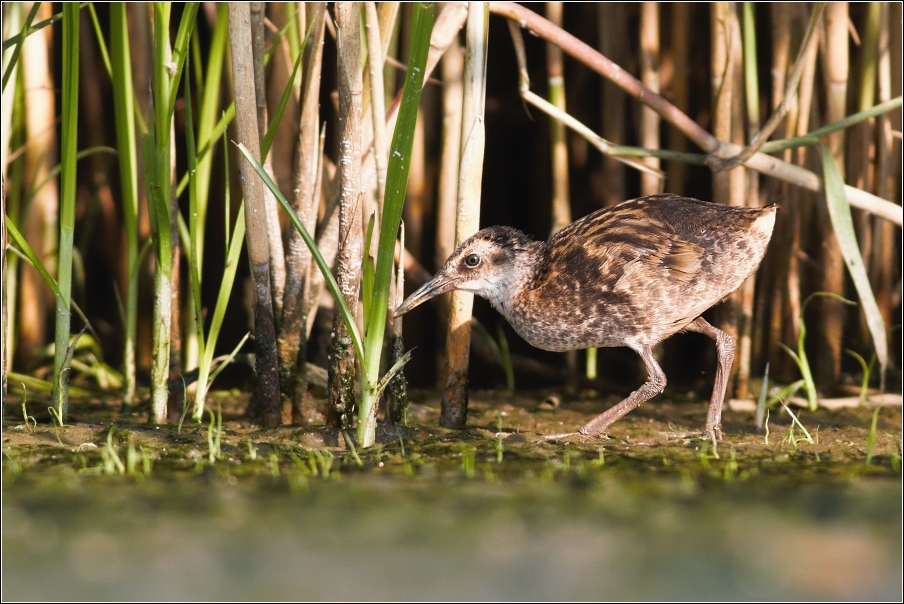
xmin=395 ymin=194 xmax=777 ymax=440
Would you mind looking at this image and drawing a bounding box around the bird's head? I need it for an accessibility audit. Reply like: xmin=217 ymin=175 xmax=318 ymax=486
xmin=395 ymin=226 xmax=540 ymax=317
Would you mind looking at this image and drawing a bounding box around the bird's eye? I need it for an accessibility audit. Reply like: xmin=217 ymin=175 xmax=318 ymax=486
xmin=464 ymin=253 xmax=480 ymax=267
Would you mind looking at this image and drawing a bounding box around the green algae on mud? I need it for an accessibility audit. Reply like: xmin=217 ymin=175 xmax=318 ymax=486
xmin=3 ymin=390 xmax=902 ymax=600
xmin=3 ymin=388 xmax=901 ymax=479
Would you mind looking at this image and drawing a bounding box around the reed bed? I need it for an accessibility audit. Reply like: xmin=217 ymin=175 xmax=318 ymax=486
xmin=2 ymin=3 xmax=900 ymax=440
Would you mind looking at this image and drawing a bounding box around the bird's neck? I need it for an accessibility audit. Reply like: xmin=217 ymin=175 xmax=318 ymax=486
xmin=482 ymin=241 xmax=546 ymax=319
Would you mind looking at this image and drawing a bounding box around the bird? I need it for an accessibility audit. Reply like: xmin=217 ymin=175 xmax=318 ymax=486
xmin=394 ymin=194 xmax=777 ymax=440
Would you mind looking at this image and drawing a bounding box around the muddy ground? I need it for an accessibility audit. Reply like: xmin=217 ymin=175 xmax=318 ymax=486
xmin=3 ymin=388 xmax=901 ymax=472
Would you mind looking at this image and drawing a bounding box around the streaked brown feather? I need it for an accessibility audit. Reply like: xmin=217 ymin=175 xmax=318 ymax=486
xmin=394 ymin=194 xmax=778 ymax=439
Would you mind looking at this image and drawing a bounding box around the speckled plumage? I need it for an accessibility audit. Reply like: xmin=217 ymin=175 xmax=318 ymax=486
xmin=396 ymin=194 xmax=777 ymax=439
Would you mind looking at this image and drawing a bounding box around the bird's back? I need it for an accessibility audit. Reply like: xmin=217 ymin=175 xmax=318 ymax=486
xmin=510 ymin=195 xmax=776 ymax=351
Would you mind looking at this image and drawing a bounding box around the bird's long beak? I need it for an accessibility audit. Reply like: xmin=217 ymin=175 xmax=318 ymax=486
xmin=394 ymin=272 xmax=458 ymax=318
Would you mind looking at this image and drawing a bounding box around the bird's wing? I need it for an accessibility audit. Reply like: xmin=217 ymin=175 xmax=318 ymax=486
xmin=612 ymin=235 xmax=705 ymax=293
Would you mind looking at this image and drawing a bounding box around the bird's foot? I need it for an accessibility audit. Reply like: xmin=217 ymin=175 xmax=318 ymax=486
xmin=539 ymin=431 xmax=578 ymax=443
xmin=704 ymin=424 xmax=724 ymax=441
xmin=539 ymin=429 xmax=610 ymax=444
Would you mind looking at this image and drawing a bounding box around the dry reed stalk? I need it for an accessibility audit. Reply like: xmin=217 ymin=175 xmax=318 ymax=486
xmin=250 ymin=3 xmax=268 ymax=142
xmin=771 ymin=5 xmax=819 ymax=379
xmin=848 ymin=3 xmax=882 ymax=353
xmin=724 ymin=2 xmax=747 ymax=347
xmin=265 ymin=3 xmax=302 ymax=205
xmin=728 ymin=7 xmax=747 ymax=211
xmin=306 ymin=136 xmax=339 ymax=341
xmin=250 ymin=3 xmax=286 ymax=319
xmin=360 ymin=2 xmax=401 ymax=270
xmin=598 ymin=3 xmax=627 ymax=207
xmin=432 ymin=31 xmax=464 ymax=369
xmin=754 ymin=4 xmax=791 ymax=372
xmin=360 ymin=2 xmax=399 ymax=127
xmin=327 ymin=2 xmax=364 ymax=429
xmin=76 ymin=14 xmax=121 ymax=369
xmin=378 ymin=2 xmax=467 ymax=147
xmin=168 ymin=132 xmax=182 ymax=419
xmin=714 ymin=3 xmax=826 ymax=172
xmin=380 ymin=2 xmax=401 ymax=107
xmin=0 ymin=3 xmax=20 ymax=179
xmin=544 ymin=2 xmax=578 ymax=392
xmin=546 ymin=2 xmax=571 ymax=232
xmin=365 ymin=1 xmax=388 ymax=221
xmin=1 ymin=5 xmax=16 ymax=399
xmin=710 ymin=3 xmax=744 ymax=382
xmin=77 ymin=11 xmax=118 ymax=280
xmin=507 ymin=18 xmax=661 ymax=197
xmin=167 ymin=30 xmax=183 ymax=418
xmin=735 ymin=2 xmax=760 ymax=400
xmin=127 ymin=4 xmax=154 ymax=375
xmin=441 ymin=1 xmax=488 ymax=429
xmin=281 ymin=3 xmax=326 ymax=423
xmin=727 ymin=6 xmax=750 ymax=395
xmin=436 ymin=33 xmax=463 ymax=271
xmin=771 ymin=4 xmax=793 ymax=155
xmin=870 ymin=1 xmax=898 ymax=354
xmin=229 ymin=2 xmax=282 ymax=426
xmin=491 ymin=2 xmax=901 ymax=225
xmin=790 ymin=4 xmax=821 ymax=320
xmin=777 ymin=5 xmax=822 ymax=380
xmin=667 ymin=3 xmax=690 ymax=195
xmin=711 ymin=3 xmax=733 ymax=207
xmin=1 ymin=184 xmax=5 ymax=408
xmin=18 ymin=2 xmax=56 ymax=364
xmin=386 ymin=223 xmax=408 ymax=424
xmin=358 ymin=2 xmax=463 ymax=252
xmin=403 ymin=109 xmax=427 ymax=258
xmin=814 ymin=2 xmax=849 ymax=391
xmin=362 ymin=2 xmax=388 ymax=330
xmin=849 ymin=4 xmax=880 ymax=200
xmin=639 ymin=2 xmax=661 ymax=196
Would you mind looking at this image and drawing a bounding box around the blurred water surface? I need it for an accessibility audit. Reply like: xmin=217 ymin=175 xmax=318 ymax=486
xmin=3 ymin=470 xmax=900 ymax=601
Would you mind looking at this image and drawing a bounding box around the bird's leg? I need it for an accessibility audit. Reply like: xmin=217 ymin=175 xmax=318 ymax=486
xmin=685 ymin=316 xmax=736 ymax=440
xmin=578 ymin=345 xmax=665 ymax=437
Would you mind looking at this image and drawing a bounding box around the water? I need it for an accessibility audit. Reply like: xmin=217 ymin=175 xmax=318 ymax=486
xmin=3 ymin=469 xmax=900 ymax=600
xmin=4 ymin=394 xmax=901 ymax=600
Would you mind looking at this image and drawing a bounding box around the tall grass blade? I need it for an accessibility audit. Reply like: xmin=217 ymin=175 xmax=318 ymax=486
xmin=260 ymin=17 xmax=315 ymax=161
xmin=6 ymin=219 xmax=63 ymax=300
xmin=236 ymin=144 xmax=364 ymax=362
xmin=359 ymin=2 xmax=434 ymax=446
xmin=0 ymin=2 xmax=40 ymax=93
xmin=1 ymin=5 xmax=64 ymax=52
xmin=362 ymin=214 xmax=376 ymax=325
xmin=865 ymin=406 xmax=881 ymax=464
xmin=819 ymin=143 xmax=888 ymax=385
xmin=760 ymin=97 xmax=903 ymax=154
xmin=780 ymin=402 xmax=814 ymax=444
xmin=781 ymin=292 xmax=854 ymax=411
xmin=86 ymin=4 xmax=112 ymax=76
xmin=51 ymin=2 xmax=80 ymax=422
xmin=207 ymin=332 xmax=252 ymax=386
xmin=26 ymin=147 xmax=116 ymax=201
xmin=166 ymin=3 xmax=200 ymax=118
xmin=184 ymin=54 xmax=204 ymax=356
xmin=144 ymin=2 xmax=197 ymax=423
xmin=192 ymin=203 xmax=247 ymax=420
xmin=755 ymin=362 xmax=769 ymax=430
xmin=110 ymin=3 xmax=141 ymax=410
xmin=845 ymin=349 xmax=875 ymax=405
xmin=373 ymin=349 xmax=414 ymax=401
